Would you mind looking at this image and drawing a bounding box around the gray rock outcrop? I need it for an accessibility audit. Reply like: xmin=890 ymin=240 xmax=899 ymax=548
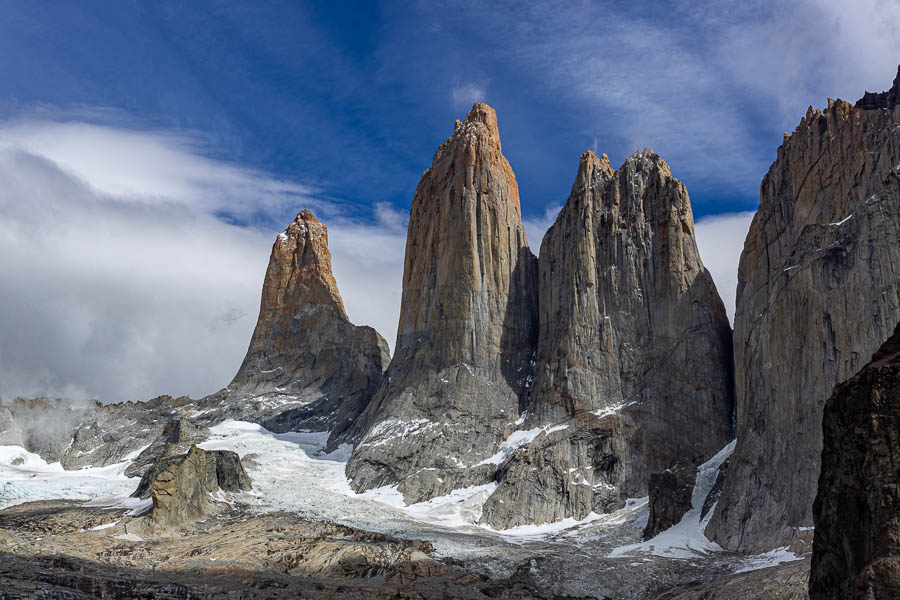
xmin=345 ymin=102 xmax=540 ymax=502
xmin=810 ymin=322 xmax=900 ymax=600
xmin=127 ymin=418 xmax=211 ymax=497
xmin=653 ymin=559 xmax=810 ymax=600
xmin=138 ymin=445 xmax=251 ymax=531
xmin=643 ymin=458 xmax=700 ymax=540
xmin=479 ymin=150 xmax=734 ymax=528
xmin=707 ymin=65 xmax=900 ymax=552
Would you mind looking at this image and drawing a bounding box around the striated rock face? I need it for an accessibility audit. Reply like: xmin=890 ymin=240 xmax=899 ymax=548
xmin=707 ymin=66 xmax=900 ymax=552
xmin=345 ymin=103 xmax=539 ymax=502
xmin=141 ymin=445 xmax=251 ymax=531
xmin=810 ymin=322 xmax=900 ymax=600
xmin=225 ymin=209 xmax=390 ymax=440
xmin=480 ymin=150 xmax=734 ymax=528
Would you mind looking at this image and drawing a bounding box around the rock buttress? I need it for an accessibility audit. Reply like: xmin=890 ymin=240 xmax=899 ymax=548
xmin=344 ymin=103 xmax=539 ymax=502
xmin=480 ymin=150 xmax=734 ymax=528
xmin=810 ymin=322 xmax=900 ymax=600
xmin=707 ymin=66 xmax=900 ymax=552
xmin=225 ymin=209 xmax=390 ymax=441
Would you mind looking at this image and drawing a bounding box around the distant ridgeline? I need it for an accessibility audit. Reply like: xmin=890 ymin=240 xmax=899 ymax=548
xmin=3 ymin=68 xmax=900 ymax=587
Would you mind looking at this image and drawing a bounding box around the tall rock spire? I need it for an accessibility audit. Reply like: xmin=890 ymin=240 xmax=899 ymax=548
xmin=706 ymin=66 xmax=900 ymax=552
xmin=226 ymin=209 xmax=390 ymax=438
xmin=344 ymin=103 xmax=539 ymax=502
xmin=479 ymin=149 xmax=735 ymax=528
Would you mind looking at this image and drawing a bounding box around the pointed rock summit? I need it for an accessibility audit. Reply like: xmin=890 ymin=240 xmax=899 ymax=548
xmin=480 ymin=149 xmax=734 ymax=528
xmin=345 ymin=103 xmax=539 ymax=501
xmin=707 ymin=66 xmax=900 ymax=552
xmin=226 ymin=209 xmax=390 ymax=438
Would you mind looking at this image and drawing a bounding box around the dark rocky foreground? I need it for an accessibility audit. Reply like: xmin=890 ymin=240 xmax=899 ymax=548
xmin=810 ymin=322 xmax=900 ymax=599
xmin=0 ymin=504 xmax=555 ymax=600
xmin=0 ymin=498 xmax=811 ymax=600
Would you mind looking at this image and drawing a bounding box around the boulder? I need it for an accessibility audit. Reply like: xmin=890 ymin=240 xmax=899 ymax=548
xmin=643 ymin=458 xmax=700 ymax=540
xmin=139 ymin=445 xmax=251 ymax=531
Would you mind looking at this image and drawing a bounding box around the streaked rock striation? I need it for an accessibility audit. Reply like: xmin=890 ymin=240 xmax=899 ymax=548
xmin=345 ymin=103 xmax=540 ymax=502
xmin=221 ymin=209 xmax=390 ymax=440
xmin=480 ymin=150 xmax=734 ymax=528
xmin=810 ymin=322 xmax=900 ymax=600
xmin=707 ymin=66 xmax=900 ymax=552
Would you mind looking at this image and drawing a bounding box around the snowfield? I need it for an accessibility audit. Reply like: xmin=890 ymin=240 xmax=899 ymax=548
xmin=0 ymin=420 xmax=805 ymax=581
xmin=0 ymin=444 xmax=142 ymax=510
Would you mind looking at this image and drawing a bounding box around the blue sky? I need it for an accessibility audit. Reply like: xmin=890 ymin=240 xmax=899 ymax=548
xmin=0 ymin=1 xmax=898 ymax=402
xmin=5 ymin=0 xmax=898 ymax=225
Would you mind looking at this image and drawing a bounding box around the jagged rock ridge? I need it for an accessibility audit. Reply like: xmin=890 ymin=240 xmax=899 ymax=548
xmin=810 ymin=321 xmax=900 ymax=599
xmin=345 ymin=103 xmax=540 ymax=502
xmin=479 ymin=150 xmax=734 ymax=528
xmin=707 ymin=66 xmax=900 ymax=552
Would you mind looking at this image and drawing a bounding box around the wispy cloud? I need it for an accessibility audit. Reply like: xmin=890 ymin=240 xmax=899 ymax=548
xmin=434 ymin=0 xmax=900 ymax=201
xmin=0 ymin=119 xmax=323 ymax=220
xmin=451 ymin=83 xmax=487 ymax=109
xmin=522 ymin=204 xmax=562 ymax=254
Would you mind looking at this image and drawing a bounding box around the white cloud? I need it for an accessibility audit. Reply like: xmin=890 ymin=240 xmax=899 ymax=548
xmin=327 ymin=206 xmax=406 ymax=352
xmin=522 ymin=204 xmax=562 ymax=255
xmin=695 ymin=211 xmax=756 ymax=324
xmin=451 ymin=83 xmax=487 ymax=109
xmin=0 ymin=119 xmax=405 ymax=404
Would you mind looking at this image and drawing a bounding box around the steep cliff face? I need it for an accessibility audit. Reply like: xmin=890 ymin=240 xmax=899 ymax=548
xmin=810 ymin=322 xmax=900 ymax=600
xmin=479 ymin=151 xmax=734 ymax=528
xmin=224 ymin=210 xmax=390 ymax=439
xmin=707 ymin=66 xmax=900 ymax=552
xmin=345 ymin=103 xmax=539 ymax=502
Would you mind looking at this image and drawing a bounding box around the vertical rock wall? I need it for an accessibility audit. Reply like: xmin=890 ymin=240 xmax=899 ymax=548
xmin=227 ymin=210 xmax=390 ymax=439
xmin=707 ymin=67 xmax=900 ymax=552
xmin=479 ymin=150 xmax=734 ymax=528
xmin=345 ymin=103 xmax=539 ymax=502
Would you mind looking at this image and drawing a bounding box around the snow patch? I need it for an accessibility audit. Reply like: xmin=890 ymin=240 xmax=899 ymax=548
xmin=608 ymin=440 xmax=735 ymax=559
xmin=733 ymin=546 xmax=804 ymax=573
xmin=593 ymin=401 xmax=637 ymax=418
xmin=475 ymin=424 xmax=569 ymax=466
xmin=488 ymin=497 xmax=649 ymax=540
xmin=830 ymin=214 xmax=853 ymax=226
xmin=356 ymin=418 xmax=438 ymax=449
